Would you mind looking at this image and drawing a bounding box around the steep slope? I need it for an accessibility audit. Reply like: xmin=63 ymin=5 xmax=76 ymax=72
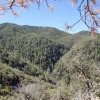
xmin=0 ymin=23 xmax=100 ymax=100
xmin=0 ymin=61 xmax=39 ymax=96
xmin=0 ymin=23 xmax=71 ymax=72
xmin=53 ymin=35 xmax=100 ymax=98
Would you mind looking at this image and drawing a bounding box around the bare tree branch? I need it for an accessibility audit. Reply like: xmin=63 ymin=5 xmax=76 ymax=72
xmin=0 ymin=0 xmax=99 ymax=33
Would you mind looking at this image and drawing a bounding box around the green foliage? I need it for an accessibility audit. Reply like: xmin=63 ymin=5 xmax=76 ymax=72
xmin=0 ymin=86 xmax=12 ymax=96
xmin=0 ymin=23 xmax=100 ymax=99
xmin=0 ymin=23 xmax=70 ymax=73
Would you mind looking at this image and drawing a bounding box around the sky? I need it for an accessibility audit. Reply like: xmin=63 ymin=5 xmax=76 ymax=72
xmin=0 ymin=0 xmax=88 ymax=34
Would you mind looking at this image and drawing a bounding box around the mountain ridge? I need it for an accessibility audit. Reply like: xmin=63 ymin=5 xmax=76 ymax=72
xmin=0 ymin=23 xmax=100 ymax=100
xmin=0 ymin=22 xmax=93 ymax=35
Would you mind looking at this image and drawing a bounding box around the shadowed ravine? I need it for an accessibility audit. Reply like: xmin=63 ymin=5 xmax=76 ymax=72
xmin=0 ymin=23 xmax=100 ymax=100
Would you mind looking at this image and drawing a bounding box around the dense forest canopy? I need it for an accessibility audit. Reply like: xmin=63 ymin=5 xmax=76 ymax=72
xmin=0 ymin=23 xmax=100 ymax=100
xmin=0 ymin=1 xmax=100 ymax=100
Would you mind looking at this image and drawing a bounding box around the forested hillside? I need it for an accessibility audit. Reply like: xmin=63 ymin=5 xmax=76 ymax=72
xmin=0 ymin=23 xmax=100 ymax=100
